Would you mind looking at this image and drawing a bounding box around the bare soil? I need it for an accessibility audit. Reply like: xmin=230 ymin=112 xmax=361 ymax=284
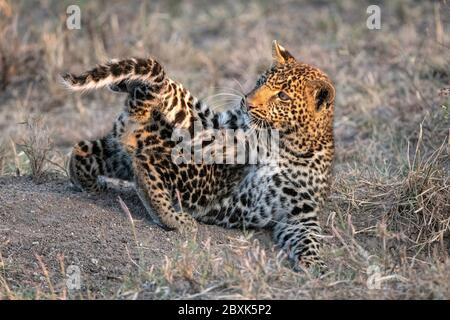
xmin=0 ymin=174 xmax=244 ymax=298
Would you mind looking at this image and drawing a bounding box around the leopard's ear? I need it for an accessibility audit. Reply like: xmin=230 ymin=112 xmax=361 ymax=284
xmin=272 ymin=40 xmax=296 ymax=65
xmin=306 ymin=79 xmax=335 ymax=112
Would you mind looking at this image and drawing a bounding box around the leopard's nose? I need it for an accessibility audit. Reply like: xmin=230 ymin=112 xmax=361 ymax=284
xmin=244 ymin=97 xmax=255 ymax=110
xmin=246 ymin=102 xmax=256 ymax=110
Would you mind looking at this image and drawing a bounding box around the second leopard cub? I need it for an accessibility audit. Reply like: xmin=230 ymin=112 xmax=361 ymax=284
xmin=62 ymin=41 xmax=335 ymax=270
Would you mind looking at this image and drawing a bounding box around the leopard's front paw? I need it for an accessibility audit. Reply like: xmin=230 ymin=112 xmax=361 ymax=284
xmin=177 ymin=213 xmax=198 ymax=235
xmin=162 ymin=211 xmax=198 ymax=234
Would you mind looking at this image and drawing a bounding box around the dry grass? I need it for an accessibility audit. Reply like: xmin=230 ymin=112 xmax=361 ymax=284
xmin=15 ymin=116 xmax=53 ymax=183
xmin=0 ymin=141 xmax=7 ymax=175
xmin=0 ymin=0 xmax=449 ymax=299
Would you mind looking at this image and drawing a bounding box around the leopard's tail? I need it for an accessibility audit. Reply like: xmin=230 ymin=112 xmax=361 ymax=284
xmin=61 ymin=57 xmax=166 ymax=92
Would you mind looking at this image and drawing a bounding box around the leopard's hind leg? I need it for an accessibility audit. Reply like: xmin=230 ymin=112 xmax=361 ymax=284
xmin=69 ymin=134 xmax=132 ymax=192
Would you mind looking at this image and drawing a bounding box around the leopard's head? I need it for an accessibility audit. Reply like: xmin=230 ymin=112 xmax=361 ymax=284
xmin=245 ymin=41 xmax=335 ymax=145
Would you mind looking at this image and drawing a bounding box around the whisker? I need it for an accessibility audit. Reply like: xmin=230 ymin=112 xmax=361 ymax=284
xmin=211 ymin=86 xmax=245 ymax=98
xmin=231 ymin=79 xmax=246 ymax=96
xmin=208 ymin=102 xmax=239 ymax=110
xmin=206 ymin=93 xmax=242 ymax=98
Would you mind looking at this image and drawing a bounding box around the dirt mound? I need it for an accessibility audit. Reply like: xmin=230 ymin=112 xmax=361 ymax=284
xmin=0 ymin=174 xmax=239 ymax=298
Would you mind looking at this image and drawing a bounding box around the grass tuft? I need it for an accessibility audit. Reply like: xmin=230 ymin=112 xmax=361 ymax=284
xmin=16 ymin=116 xmax=53 ymax=183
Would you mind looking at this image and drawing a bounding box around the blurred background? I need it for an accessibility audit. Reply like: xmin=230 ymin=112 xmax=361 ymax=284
xmin=0 ymin=0 xmax=448 ymax=299
xmin=0 ymin=1 xmax=448 ymax=159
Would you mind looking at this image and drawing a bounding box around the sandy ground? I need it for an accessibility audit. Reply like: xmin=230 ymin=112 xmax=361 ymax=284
xmin=0 ymin=174 xmax=247 ymax=298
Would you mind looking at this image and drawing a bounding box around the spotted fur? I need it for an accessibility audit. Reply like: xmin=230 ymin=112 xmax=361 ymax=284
xmin=63 ymin=41 xmax=335 ymax=270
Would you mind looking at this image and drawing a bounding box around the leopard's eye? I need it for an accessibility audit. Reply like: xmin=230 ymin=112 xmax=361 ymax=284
xmin=277 ymin=91 xmax=290 ymax=100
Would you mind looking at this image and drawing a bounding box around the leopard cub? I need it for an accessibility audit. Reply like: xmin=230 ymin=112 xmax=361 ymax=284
xmin=63 ymin=41 xmax=335 ymax=270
